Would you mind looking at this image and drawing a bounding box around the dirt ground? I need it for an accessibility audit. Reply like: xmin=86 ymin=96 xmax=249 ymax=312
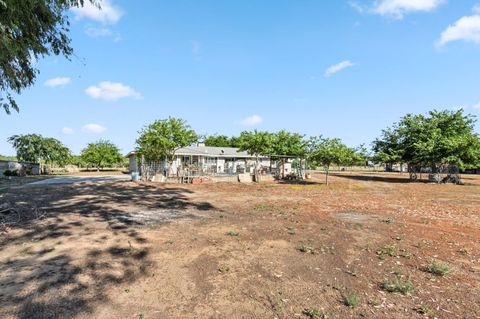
xmin=0 ymin=176 xmax=52 ymax=194
xmin=1 ymin=172 xmax=479 ymax=319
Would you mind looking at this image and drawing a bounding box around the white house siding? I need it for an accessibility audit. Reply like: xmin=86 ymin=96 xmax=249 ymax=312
xmin=126 ymin=146 xmax=277 ymax=177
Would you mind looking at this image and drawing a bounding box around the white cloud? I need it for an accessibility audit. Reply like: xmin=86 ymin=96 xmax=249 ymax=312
xmin=324 ymin=60 xmax=356 ymax=77
xmin=71 ymin=0 xmax=123 ymax=24
xmin=44 ymin=77 xmax=71 ymax=87
xmin=85 ymin=81 xmax=141 ymax=101
xmin=84 ymin=26 xmax=121 ymax=41
xmin=438 ymin=5 xmax=480 ymax=46
xmin=472 ymin=101 xmax=480 ymax=110
xmin=62 ymin=127 xmax=75 ymax=135
xmin=81 ymin=124 xmax=107 ymax=134
xmin=351 ymin=0 xmax=444 ymax=19
xmin=240 ymin=115 xmax=264 ymax=126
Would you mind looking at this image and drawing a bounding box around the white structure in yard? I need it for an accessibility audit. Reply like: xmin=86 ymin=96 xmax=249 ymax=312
xmin=127 ymin=145 xmax=292 ymax=176
xmin=126 ymin=146 xmax=289 ymax=178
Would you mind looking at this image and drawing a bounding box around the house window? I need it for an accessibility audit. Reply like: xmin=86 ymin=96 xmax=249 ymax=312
xmin=204 ymin=157 xmax=216 ymax=165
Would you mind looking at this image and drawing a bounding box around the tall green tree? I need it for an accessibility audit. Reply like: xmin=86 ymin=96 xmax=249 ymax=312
xmin=238 ymin=130 xmax=274 ymax=159
xmin=355 ymin=144 xmax=371 ymax=166
xmin=8 ymin=134 xmax=71 ymax=164
xmin=80 ymin=140 xmax=124 ymax=170
xmin=136 ymin=117 xmax=198 ymax=175
xmin=372 ymin=125 xmax=405 ymax=171
xmin=271 ymin=130 xmax=306 ymax=178
xmin=309 ymin=137 xmax=358 ymax=185
xmin=238 ymin=130 xmax=274 ymax=178
xmin=1 ymin=0 xmax=96 ymax=114
xmin=373 ymin=109 xmax=480 ymax=181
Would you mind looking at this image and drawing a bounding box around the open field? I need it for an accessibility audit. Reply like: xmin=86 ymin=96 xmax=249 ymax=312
xmin=1 ymin=172 xmax=479 ymax=318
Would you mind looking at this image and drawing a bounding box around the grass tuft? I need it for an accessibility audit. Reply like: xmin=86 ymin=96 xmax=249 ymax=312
xmin=302 ymin=307 xmax=321 ymax=319
xmin=226 ymin=230 xmax=239 ymax=237
xmin=425 ymin=260 xmax=452 ymax=276
xmin=343 ymin=293 xmax=360 ymax=308
xmin=415 ymin=305 xmax=433 ymax=315
xmin=381 ymin=278 xmax=414 ymax=295
xmin=376 ymin=246 xmax=396 ymax=258
xmin=297 ymin=244 xmax=315 ymax=254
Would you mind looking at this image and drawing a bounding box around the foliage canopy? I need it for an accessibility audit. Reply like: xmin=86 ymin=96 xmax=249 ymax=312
xmin=373 ymin=110 xmax=480 ymax=171
xmin=7 ymin=134 xmax=71 ymax=164
xmin=0 ymin=0 xmax=96 ymax=113
xmin=238 ymin=130 xmax=274 ymax=158
xmin=80 ymin=140 xmax=124 ymax=170
xmin=309 ymin=137 xmax=359 ymax=184
xmin=204 ymin=134 xmax=241 ymax=148
xmin=136 ymin=117 xmax=198 ymax=163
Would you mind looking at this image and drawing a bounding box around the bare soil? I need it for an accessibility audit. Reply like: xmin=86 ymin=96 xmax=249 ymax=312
xmin=0 ymin=176 xmax=53 ymax=194
xmin=1 ymin=172 xmax=479 ymax=318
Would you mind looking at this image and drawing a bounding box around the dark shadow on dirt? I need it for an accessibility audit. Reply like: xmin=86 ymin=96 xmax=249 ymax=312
xmin=276 ymin=179 xmax=321 ymax=185
xmin=0 ymin=181 xmax=218 ymax=318
xmin=331 ymin=173 xmax=427 ymax=184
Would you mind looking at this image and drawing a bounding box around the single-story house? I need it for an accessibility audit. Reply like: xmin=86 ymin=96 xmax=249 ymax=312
xmin=126 ymin=145 xmax=292 ymax=178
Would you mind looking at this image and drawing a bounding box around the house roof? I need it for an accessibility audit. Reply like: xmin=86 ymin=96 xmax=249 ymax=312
xmin=176 ymin=146 xmax=255 ymax=158
xmin=127 ymin=146 xmax=264 ymax=159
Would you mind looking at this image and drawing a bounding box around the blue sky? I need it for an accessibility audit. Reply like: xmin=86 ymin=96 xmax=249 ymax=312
xmin=2 ymin=0 xmax=480 ymax=155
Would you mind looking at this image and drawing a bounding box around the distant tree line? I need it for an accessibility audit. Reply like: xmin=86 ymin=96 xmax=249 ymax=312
xmin=0 ymin=154 xmax=17 ymax=161
xmin=6 ymin=109 xmax=480 ymax=183
xmin=372 ymin=110 xmax=480 ymax=182
xmin=7 ymin=135 xmax=125 ymax=172
xmin=135 ymin=118 xmax=366 ymax=184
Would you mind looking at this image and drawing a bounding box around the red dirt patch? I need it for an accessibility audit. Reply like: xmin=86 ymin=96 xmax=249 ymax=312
xmin=0 ymin=172 xmax=479 ymax=318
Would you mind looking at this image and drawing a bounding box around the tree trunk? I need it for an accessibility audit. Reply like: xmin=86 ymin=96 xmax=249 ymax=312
xmin=325 ymin=166 xmax=329 ymax=185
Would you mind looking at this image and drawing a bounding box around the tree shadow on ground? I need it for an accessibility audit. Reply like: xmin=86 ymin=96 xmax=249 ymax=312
xmin=275 ymin=179 xmax=321 ymax=185
xmin=330 ymin=173 xmax=427 ymax=184
xmin=0 ymin=181 xmax=218 ymax=318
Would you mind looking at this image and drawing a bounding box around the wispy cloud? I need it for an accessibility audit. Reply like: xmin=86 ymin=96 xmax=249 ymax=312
xmin=454 ymin=101 xmax=480 ymax=111
xmin=469 ymin=101 xmax=480 ymax=110
xmin=240 ymin=115 xmax=264 ymax=126
xmin=81 ymin=124 xmax=107 ymax=134
xmin=324 ymin=60 xmax=356 ymax=77
xmin=61 ymin=127 xmax=75 ymax=135
xmin=438 ymin=5 xmax=480 ymax=46
xmin=44 ymin=77 xmax=71 ymax=87
xmin=71 ymin=0 xmax=123 ymax=24
xmin=84 ymin=26 xmax=121 ymax=41
xmin=85 ymin=81 xmax=141 ymax=101
xmin=351 ymin=0 xmax=444 ymax=19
